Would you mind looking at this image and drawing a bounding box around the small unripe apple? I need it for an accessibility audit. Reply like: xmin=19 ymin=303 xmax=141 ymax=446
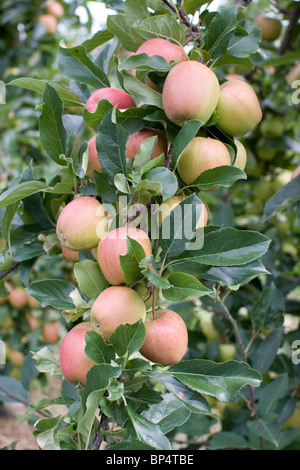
xmin=47 ymin=1 xmax=64 ymax=18
xmin=27 ymin=315 xmax=40 ymax=331
xmin=91 ymin=286 xmax=146 ymax=341
xmin=253 ymin=180 xmax=274 ymax=202
xmin=8 ymin=349 xmax=25 ymax=367
xmin=216 ymin=80 xmax=262 ymax=137
xmin=42 ymin=322 xmax=60 ymax=344
xmin=85 ymin=87 xmax=136 ymax=113
xmin=292 ymin=166 xmax=300 ymax=180
xmin=218 ymin=343 xmax=236 ymax=362
xmin=234 ymin=140 xmax=247 ymax=171
xmin=177 ymin=137 xmax=231 ymax=185
xmin=86 ymin=135 xmax=102 ymax=179
xmin=56 ymin=196 xmax=108 ymax=251
xmin=286 ymin=63 xmax=300 ymax=86
xmin=256 ymin=147 xmax=277 ymax=161
xmin=59 ymin=322 xmax=95 ymax=385
xmin=260 ymin=117 xmax=285 ymax=138
xmin=39 ymin=14 xmax=57 ymax=35
xmin=126 ymin=128 xmax=168 ymax=161
xmin=162 ymin=60 xmax=220 ymax=126
xmin=255 ymin=15 xmax=282 ymax=41
xmin=97 ymin=226 xmax=152 ymax=286
xmin=273 ymin=170 xmax=293 ymax=191
xmin=199 ymin=310 xmax=219 ymax=342
xmin=139 ymin=309 xmax=188 ymax=366
xmin=8 ymin=287 xmax=28 ymax=309
xmin=60 ymin=242 xmax=80 ymax=262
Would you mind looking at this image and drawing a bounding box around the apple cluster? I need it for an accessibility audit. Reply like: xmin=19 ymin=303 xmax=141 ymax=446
xmin=57 ymin=38 xmax=263 ymax=386
xmin=39 ymin=1 xmax=64 ymax=36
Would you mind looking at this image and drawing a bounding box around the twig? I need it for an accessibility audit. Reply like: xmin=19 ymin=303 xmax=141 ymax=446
xmin=0 ymin=261 xmax=20 ymax=281
xmin=0 ymin=385 xmax=49 ymax=418
xmin=89 ymin=414 xmax=109 ymax=450
xmin=234 ymin=0 xmax=253 ymax=6
xmin=165 ymin=144 xmax=173 ymax=170
xmin=161 ymin=0 xmax=200 ymax=33
xmin=278 ymin=6 xmax=300 ymax=55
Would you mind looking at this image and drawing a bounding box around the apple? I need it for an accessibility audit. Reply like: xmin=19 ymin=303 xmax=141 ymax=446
xmin=97 ymin=226 xmax=152 ymax=285
xmin=126 ymin=127 xmax=168 ymax=161
xmin=39 ymin=14 xmax=57 ymax=35
xmin=253 ymin=180 xmax=274 ymax=202
xmin=59 ymin=322 xmax=95 ymax=385
xmin=42 ymin=322 xmax=60 ymax=344
xmin=86 ymin=135 xmax=102 ymax=179
xmin=27 ymin=315 xmax=40 ymax=331
xmin=8 ymin=349 xmax=25 ymax=367
xmin=216 ymin=80 xmax=262 ymax=137
xmin=8 ymin=287 xmax=28 ymax=309
xmin=91 ymin=286 xmax=146 ymax=341
xmin=177 ymin=137 xmax=231 ymax=185
xmin=260 ymin=117 xmax=285 ymax=138
xmin=225 ymin=74 xmax=247 ymax=82
xmin=286 ymin=63 xmax=300 ymax=86
xmin=292 ymin=165 xmax=300 ymax=180
xmin=255 ymin=15 xmax=282 ymax=41
xmin=47 ymin=1 xmax=64 ymax=18
xmin=199 ymin=310 xmax=219 ymax=342
xmin=218 ymin=343 xmax=236 ymax=362
xmin=60 ymin=242 xmax=80 ymax=262
xmin=56 ymin=196 xmax=108 ymax=251
xmin=256 ymin=147 xmax=277 ymax=162
xmin=158 ymin=193 xmax=208 ymax=229
xmin=27 ymin=296 xmax=40 ymax=308
xmin=133 ymin=38 xmax=187 ymax=91
xmin=273 ymin=170 xmax=293 ymax=191
xmin=234 ymin=140 xmax=247 ymax=171
xmin=85 ymin=87 xmax=136 ymax=113
xmin=162 ymin=60 xmax=220 ymax=126
xmin=139 ymin=309 xmax=188 ymax=366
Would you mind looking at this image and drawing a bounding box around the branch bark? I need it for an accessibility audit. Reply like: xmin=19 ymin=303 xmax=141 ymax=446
xmin=278 ymin=6 xmax=300 ymax=55
xmin=0 ymin=261 xmax=20 ymax=281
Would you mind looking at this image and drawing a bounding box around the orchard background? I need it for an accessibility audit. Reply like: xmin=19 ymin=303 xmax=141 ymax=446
xmin=0 ymin=0 xmax=299 ymax=451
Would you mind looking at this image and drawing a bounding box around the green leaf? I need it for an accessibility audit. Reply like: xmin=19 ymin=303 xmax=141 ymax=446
xmin=190 ymin=166 xmax=247 ymax=190
xmin=0 ymin=376 xmax=28 ymax=403
xmin=110 ymin=321 xmax=146 ymax=359
xmin=82 ymin=99 xmax=113 ymax=131
xmin=58 ymin=45 xmax=110 ymax=89
xmin=130 ymin=14 xmax=186 ymax=48
xmin=74 ymin=260 xmax=108 ymax=300
xmin=39 ymin=84 xmax=67 ymax=165
xmin=145 ymin=167 xmax=178 ymax=200
xmin=127 ymin=406 xmax=172 ymax=450
xmin=124 ymin=0 xmax=150 ymax=25
xmin=166 ymin=359 xmax=262 ymax=402
xmin=172 ymin=120 xmax=204 ymax=170
xmin=262 ymin=51 xmax=300 ymax=67
xmin=120 ymin=53 xmax=170 ymax=73
xmin=13 ymin=241 xmax=44 ymax=262
xmin=203 ymin=6 xmax=238 ymax=56
xmin=31 ymin=347 xmax=63 ymax=379
xmin=258 ymin=374 xmax=289 ymax=417
xmin=107 ymin=14 xmax=138 ymax=52
xmin=141 ymin=393 xmax=191 ymax=434
xmin=162 ymin=272 xmax=212 ymax=301
xmin=122 ymin=70 xmax=163 ymax=109
xmin=96 ymin=109 xmax=129 ymax=183
xmin=120 ymin=236 xmax=149 ymax=285
xmin=81 ymin=364 xmax=122 ymax=410
xmin=84 ymin=331 xmax=115 ymax=364
xmin=26 ymin=279 xmax=75 ymax=309
xmin=131 ymin=136 xmax=159 ymax=174
xmin=82 ymin=30 xmax=114 ymax=53
xmin=262 ymin=175 xmax=300 ymax=223
xmin=177 ymin=227 xmax=271 ymax=266
xmin=8 ymin=78 xmax=83 ymax=108
xmin=250 ymin=283 xmax=285 ymax=331
xmin=94 ymin=173 xmax=118 ymax=204
xmin=226 ymin=21 xmax=261 ymax=59
xmin=250 ymin=330 xmax=283 ymax=374
xmin=247 ymin=414 xmax=281 ymax=448
xmin=209 ymin=431 xmax=250 ymax=450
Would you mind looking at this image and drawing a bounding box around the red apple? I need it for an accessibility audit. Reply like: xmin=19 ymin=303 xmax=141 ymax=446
xmin=39 ymin=14 xmax=57 ymax=35
xmin=27 ymin=315 xmax=40 ymax=331
xmin=56 ymin=196 xmax=108 ymax=251
xmin=97 ymin=226 xmax=152 ymax=285
xmin=126 ymin=127 xmax=168 ymax=160
xmin=59 ymin=322 xmax=95 ymax=385
xmin=86 ymin=135 xmax=102 ymax=179
xmin=85 ymin=87 xmax=136 ymax=113
xmin=90 ymin=286 xmax=146 ymax=341
xmin=255 ymin=15 xmax=282 ymax=41
xmin=60 ymin=242 xmax=80 ymax=262
xmin=162 ymin=60 xmax=220 ymax=126
xmin=8 ymin=349 xmax=25 ymax=367
xmin=46 ymin=1 xmax=64 ymax=18
xmin=8 ymin=287 xmax=28 ymax=309
xmin=216 ymin=80 xmax=262 ymax=137
xmin=42 ymin=322 xmax=60 ymax=344
xmin=140 ymin=309 xmax=188 ymax=366
xmin=177 ymin=136 xmax=231 ymax=185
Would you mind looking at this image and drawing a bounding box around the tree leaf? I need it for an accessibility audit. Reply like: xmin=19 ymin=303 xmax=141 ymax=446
xmin=262 ymin=175 xmax=300 ymax=223
xmin=126 ymin=406 xmax=172 ymax=450
xmin=74 ymin=260 xmax=108 ymax=300
xmin=162 ymin=272 xmax=212 ymax=301
xmin=26 ymin=279 xmax=75 ymax=309
xmin=110 ymin=321 xmax=146 ymax=359
xmin=250 ymin=282 xmax=285 ymax=331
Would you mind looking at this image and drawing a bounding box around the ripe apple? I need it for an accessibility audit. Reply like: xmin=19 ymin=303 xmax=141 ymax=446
xmin=27 ymin=315 xmax=40 ymax=331
xmin=234 ymin=140 xmax=247 ymax=171
xmin=126 ymin=127 xmax=168 ymax=161
xmin=133 ymin=38 xmax=187 ymax=91
xmin=8 ymin=287 xmax=28 ymax=309
xmin=139 ymin=309 xmax=188 ymax=366
xmin=46 ymin=1 xmax=64 ymax=18
xmin=59 ymin=322 xmax=95 ymax=385
xmin=177 ymin=137 xmax=231 ymax=185
xmin=292 ymin=165 xmax=300 ymax=179
xmin=158 ymin=193 xmax=208 ymax=229
xmin=42 ymin=322 xmax=60 ymax=344
xmin=60 ymin=242 xmax=80 ymax=262
xmin=39 ymin=14 xmax=57 ymax=35
xmin=90 ymin=286 xmax=146 ymax=341
xmin=86 ymin=135 xmax=102 ymax=179
xmin=97 ymin=226 xmax=152 ymax=285
xmin=56 ymin=196 xmax=108 ymax=251
xmin=27 ymin=296 xmax=40 ymax=308
xmin=8 ymin=349 xmax=25 ymax=367
xmin=216 ymin=80 xmax=262 ymax=137
xmin=85 ymin=87 xmax=136 ymax=113
xmin=286 ymin=63 xmax=300 ymax=86
xmin=225 ymin=74 xmax=247 ymax=82
xmin=162 ymin=60 xmax=220 ymax=126
xmin=255 ymin=15 xmax=282 ymax=41
xmin=218 ymin=343 xmax=236 ymax=362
